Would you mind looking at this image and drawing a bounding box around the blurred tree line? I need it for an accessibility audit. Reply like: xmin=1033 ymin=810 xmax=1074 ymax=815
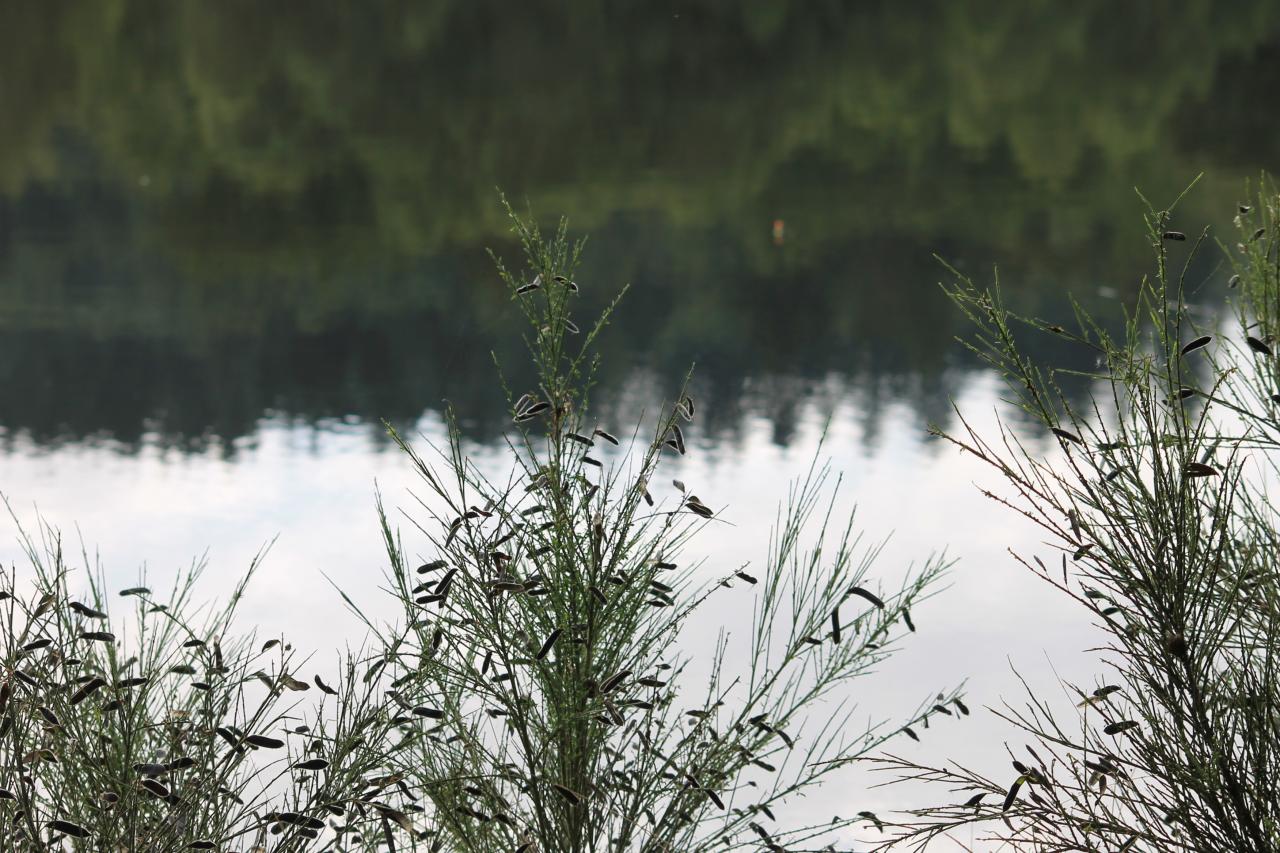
xmin=0 ymin=0 xmax=1276 ymax=450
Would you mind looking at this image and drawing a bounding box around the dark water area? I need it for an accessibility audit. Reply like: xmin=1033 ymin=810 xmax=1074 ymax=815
xmin=2 ymin=1 xmax=1278 ymax=455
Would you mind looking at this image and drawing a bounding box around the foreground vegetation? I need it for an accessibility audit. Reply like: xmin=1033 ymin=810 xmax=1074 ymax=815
xmin=2 ymin=181 xmax=1277 ymax=850
xmin=879 ymin=183 xmax=1280 ymax=851
xmin=0 ymin=207 xmax=951 ymax=850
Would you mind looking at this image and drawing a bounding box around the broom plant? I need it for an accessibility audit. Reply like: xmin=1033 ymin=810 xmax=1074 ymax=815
xmin=369 ymin=203 xmax=960 ymax=852
xmin=878 ymin=182 xmax=1280 ymax=852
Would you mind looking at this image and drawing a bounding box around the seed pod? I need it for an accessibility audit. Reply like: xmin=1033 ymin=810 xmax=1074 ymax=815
xmin=1051 ymin=427 xmax=1084 ymax=444
xmin=48 ymin=820 xmax=90 ymax=839
xmin=1161 ymin=230 xmax=1186 ymax=241
xmin=1002 ymin=776 xmax=1025 ymax=811
xmin=1180 ymin=335 xmax=1211 ymax=355
xmin=70 ymin=678 xmax=107 ymax=706
xmin=69 ymin=602 xmax=107 ymax=619
xmin=846 ymin=586 xmax=885 ymax=609
xmin=669 ymin=424 xmax=686 ymax=455
xmin=536 ymin=629 xmax=562 ymax=660
xmin=550 ymin=782 xmax=585 ymax=804
xmin=1247 ymin=335 xmax=1273 ymax=356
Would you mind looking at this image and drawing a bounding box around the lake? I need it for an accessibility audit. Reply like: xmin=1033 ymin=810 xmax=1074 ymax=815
xmin=2 ymin=2 xmax=1278 ymax=845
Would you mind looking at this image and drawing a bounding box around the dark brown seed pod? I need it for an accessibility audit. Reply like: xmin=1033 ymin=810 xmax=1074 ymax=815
xmin=279 ymin=674 xmax=310 ymax=692
xmin=1104 ymin=720 xmax=1139 ymax=735
xmin=1002 ymin=776 xmax=1024 ymax=811
xmin=1247 ymin=335 xmax=1273 ymax=356
xmin=902 ymin=608 xmax=916 ymax=632
xmin=1228 ymin=274 xmax=1241 ymax=288
xmin=846 ymin=586 xmax=885 ymax=609
xmin=119 ymin=587 xmax=149 ymax=597
xmin=80 ymin=631 xmax=116 ymax=643
xmin=140 ymin=778 xmax=170 ymax=798
xmin=515 ymin=401 xmax=551 ymax=422
xmin=68 ymin=602 xmax=107 ymax=619
xmin=295 ymin=758 xmax=329 ymax=771
xmin=1180 ymin=335 xmax=1211 ymax=355
xmin=536 ymin=629 xmax=562 ymax=661
xmin=1161 ymin=230 xmax=1186 ymax=241
xmin=601 ymin=670 xmax=632 ymax=693
xmin=1051 ymin=427 xmax=1084 ymax=444
xmin=550 ymin=782 xmax=586 ymax=804
xmin=735 ymin=571 xmax=757 ymax=584
xmin=685 ymin=499 xmax=713 ymax=518
xmin=416 ymin=560 xmax=447 ymax=574
xmin=1183 ymin=462 xmax=1219 ymax=478
xmin=314 ymin=675 xmax=337 ymax=695
xmin=670 ymin=424 xmax=686 ymax=455
xmin=902 ymin=726 xmax=920 ymax=742
xmin=48 ymin=820 xmax=91 ymax=839
xmin=1250 ymin=226 xmax=1266 ymax=242
xmin=413 ymin=707 xmax=444 ymax=719
xmin=246 ymin=735 xmax=285 ymax=749
xmin=70 ymin=678 xmax=107 ymax=706
xmin=953 ymin=698 xmax=970 ymax=715
xmin=830 ymin=609 xmax=841 ymax=644
xmin=593 ymin=429 xmax=619 ymax=445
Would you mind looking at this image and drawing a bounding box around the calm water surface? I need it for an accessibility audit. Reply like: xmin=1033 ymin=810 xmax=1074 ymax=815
xmin=3 ymin=2 xmax=1280 ymax=843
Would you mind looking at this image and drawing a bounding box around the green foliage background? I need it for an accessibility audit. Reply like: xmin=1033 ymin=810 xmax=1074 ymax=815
xmin=1 ymin=0 xmax=1278 ymax=448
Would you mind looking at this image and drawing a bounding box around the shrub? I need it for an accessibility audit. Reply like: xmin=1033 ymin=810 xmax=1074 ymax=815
xmin=0 ymin=204 xmax=957 ymax=851
xmin=368 ymin=204 xmax=959 ymax=852
xmin=880 ymin=182 xmax=1280 ymax=852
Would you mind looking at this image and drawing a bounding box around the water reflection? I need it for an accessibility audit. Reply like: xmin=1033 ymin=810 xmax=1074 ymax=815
xmin=2 ymin=1 xmax=1278 ymax=452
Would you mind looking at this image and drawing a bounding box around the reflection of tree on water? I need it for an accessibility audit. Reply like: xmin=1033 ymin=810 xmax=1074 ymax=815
xmin=0 ymin=0 xmax=1274 ymax=452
